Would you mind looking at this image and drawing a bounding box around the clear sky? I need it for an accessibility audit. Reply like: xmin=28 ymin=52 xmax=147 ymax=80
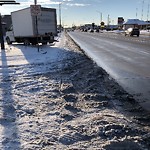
xmin=0 ymin=0 xmax=150 ymax=27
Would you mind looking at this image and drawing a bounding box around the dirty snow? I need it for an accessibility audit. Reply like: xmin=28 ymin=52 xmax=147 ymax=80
xmin=0 ymin=32 xmax=150 ymax=150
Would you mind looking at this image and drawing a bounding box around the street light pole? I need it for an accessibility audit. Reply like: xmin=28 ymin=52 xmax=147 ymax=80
xmin=96 ymin=11 xmax=102 ymax=23
xmin=147 ymin=4 xmax=149 ymax=21
xmin=59 ymin=1 xmax=67 ymax=32
xmin=136 ymin=8 xmax=138 ymax=19
xmin=107 ymin=14 xmax=110 ymax=26
xmin=100 ymin=12 xmax=102 ymax=23
xmin=141 ymin=0 xmax=144 ymax=20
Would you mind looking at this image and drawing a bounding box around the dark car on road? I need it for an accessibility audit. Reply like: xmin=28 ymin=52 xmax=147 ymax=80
xmin=125 ymin=28 xmax=140 ymax=37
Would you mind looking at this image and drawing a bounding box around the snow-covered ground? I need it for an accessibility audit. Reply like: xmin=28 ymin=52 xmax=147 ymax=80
xmin=0 ymin=32 xmax=150 ymax=150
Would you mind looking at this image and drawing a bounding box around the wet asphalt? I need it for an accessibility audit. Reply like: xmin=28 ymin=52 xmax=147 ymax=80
xmin=69 ymin=31 xmax=150 ymax=111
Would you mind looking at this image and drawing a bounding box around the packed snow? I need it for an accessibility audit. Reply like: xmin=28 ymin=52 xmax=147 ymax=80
xmin=0 ymin=32 xmax=150 ymax=150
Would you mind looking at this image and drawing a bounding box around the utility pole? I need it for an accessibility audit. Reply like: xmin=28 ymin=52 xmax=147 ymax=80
xmin=136 ymin=8 xmax=138 ymax=19
xmin=141 ymin=0 xmax=144 ymax=20
xmin=107 ymin=14 xmax=110 ymax=26
xmin=96 ymin=11 xmax=102 ymax=24
xmin=33 ymin=0 xmax=40 ymax=52
xmin=147 ymin=4 xmax=149 ymax=21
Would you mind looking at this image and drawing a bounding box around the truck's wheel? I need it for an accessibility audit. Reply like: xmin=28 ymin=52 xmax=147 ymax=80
xmin=24 ymin=39 xmax=30 ymax=46
xmin=6 ymin=37 xmax=12 ymax=45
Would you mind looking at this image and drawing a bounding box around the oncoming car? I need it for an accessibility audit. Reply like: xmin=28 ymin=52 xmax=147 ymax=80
xmin=125 ymin=28 xmax=140 ymax=37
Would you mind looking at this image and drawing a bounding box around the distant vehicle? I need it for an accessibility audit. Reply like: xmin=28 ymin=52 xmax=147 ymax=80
xmin=6 ymin=6 xmax=57 ymax=45
xmin=57 ymin=29 xmax=61 ymax=33
xmin=81 ymin=28 xmax=87 ymax=32
xmin=125 ymin=28 xmax=140 ymax=37
xmin=89 ymin=29 xmax=94 ymax=33
xmin=95 ymin=28 xmax=99 ymax=32
xmin=106 ymin=27 xmax=111 ymax=31
xmin=106 ymin=25 xmax=118 ymax=31
xmin=146 ymin=26 xmax=150 ymax=31
xmin=84 ymin=29 xmax=88 ymax=32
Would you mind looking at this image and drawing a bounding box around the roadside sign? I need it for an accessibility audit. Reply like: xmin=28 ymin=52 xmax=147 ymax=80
xmin=101 ymin=22 xmax=105 ymax=26
xmin=118 ymin=17 xmax=124 ymax=25
xmin=30 ymin=5 xmax=41 ymax=16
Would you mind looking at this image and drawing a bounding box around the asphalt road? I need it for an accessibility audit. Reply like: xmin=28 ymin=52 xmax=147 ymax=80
xmin=69 ymin=31 xmax=150 ymax=111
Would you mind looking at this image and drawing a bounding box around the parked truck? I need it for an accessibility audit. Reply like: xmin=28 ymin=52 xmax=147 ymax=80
xmin=6 ymin=6 xmax=57 ymax=45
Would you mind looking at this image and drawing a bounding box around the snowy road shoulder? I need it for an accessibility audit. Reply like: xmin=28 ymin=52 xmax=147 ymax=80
xmin=0 ymin=32 xmax=150 ymax=150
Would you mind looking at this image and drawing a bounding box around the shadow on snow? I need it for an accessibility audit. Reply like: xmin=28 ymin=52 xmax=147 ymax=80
xmin=0 ymin=50 xmax=21 ymax=149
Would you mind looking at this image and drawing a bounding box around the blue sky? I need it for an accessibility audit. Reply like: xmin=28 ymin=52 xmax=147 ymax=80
xmin=0 ymin=0 xmax=150 ymax=27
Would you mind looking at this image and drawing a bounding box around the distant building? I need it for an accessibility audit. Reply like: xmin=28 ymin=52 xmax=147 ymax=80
xmin=123 ymin=19 xmax=150 ymax=30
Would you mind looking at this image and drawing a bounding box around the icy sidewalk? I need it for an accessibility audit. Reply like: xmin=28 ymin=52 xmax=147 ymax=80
xmin=0 ymin=33 xmax=150 ymax=150
xmin=0 ymin=34 xmax=68 ymax=149
xmin=0 ymin=38 xmax=66 ymax=66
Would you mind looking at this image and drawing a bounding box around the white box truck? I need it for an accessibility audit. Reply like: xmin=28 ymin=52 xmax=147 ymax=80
xmin=6 ymin=6 xmax=57 ymax=45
